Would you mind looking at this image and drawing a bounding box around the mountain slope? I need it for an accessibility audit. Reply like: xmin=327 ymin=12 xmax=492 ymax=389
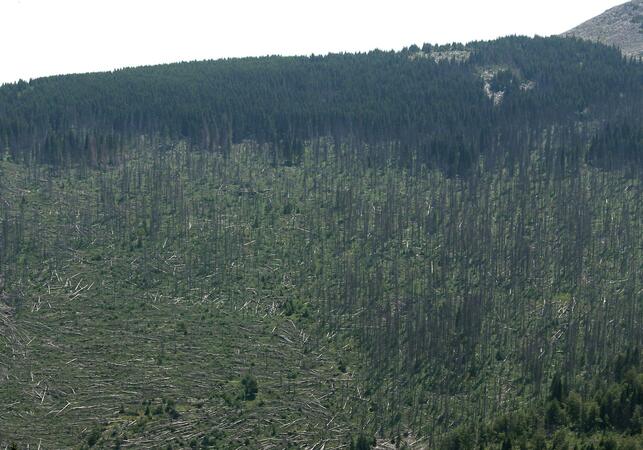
xmin=0 ymin=36 xmax=641 ymax=449
xmin=564 ymin=0 xmax=643 ymax=58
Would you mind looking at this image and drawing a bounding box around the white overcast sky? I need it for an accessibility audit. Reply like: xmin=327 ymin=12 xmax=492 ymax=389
xmin=0 ymin=0 xmax=626 ymax=85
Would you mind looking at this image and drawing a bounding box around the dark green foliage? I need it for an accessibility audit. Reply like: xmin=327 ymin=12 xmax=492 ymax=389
xmin=489 ymin=69 xmax=516 ymax=92
xmin=351 ymin=433 xmax=375 ymax=450
xmin=241 ymin=373 xmax=258 ymax=401
xmin=546 ymin=400 xmax=566 ymax=428
xmin=550 ymin=372 xmax=566 ymax=401
xmin=457 ymin=350 xmax=643 ymax=448
xmin=86 ymin=428 xmax=101 ymax=447
xmin=588 ymin=122 xmax=643 ymax=170
xmin=0 ymin=37 xmax=640 ymax=174
xmin=444 ymin=426 xmax=476 ymax=450
xmin=164 ymin=399 xmax=180 ymax=420
xmin=551 ymin=430 xmax=569 ymax=450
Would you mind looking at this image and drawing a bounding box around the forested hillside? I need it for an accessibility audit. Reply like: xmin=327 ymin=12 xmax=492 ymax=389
xmin=0 ymin=35 xmax=641 ymax=449
xmin=0 ymin=36 xmax=640 ymax=173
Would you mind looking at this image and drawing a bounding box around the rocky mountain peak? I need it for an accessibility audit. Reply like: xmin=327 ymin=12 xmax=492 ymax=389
xmin=563 ymin=0 xmax=643 ymax=58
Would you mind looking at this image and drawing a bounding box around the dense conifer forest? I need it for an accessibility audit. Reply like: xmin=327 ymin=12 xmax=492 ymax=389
xmin=0 ymin=35 xmax=641 ymax=449
xmin=0 ymin=36 xmax=641 ymax=173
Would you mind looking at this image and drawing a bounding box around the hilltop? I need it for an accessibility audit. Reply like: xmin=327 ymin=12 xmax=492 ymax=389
xmin=564 ymin=0 xmax=643 ymax=58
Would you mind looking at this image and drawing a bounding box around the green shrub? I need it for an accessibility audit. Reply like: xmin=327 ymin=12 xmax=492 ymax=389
xmin=241 ymin=373 xmax=258 ymax=400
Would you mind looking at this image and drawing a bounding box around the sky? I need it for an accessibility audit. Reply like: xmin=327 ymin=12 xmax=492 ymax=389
xmin=0 ymin=0 xmax=627 ymax=85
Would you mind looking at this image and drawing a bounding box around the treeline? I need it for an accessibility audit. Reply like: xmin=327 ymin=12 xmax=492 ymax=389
xmin=0 ymin=36 xmax=641 ymax=174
